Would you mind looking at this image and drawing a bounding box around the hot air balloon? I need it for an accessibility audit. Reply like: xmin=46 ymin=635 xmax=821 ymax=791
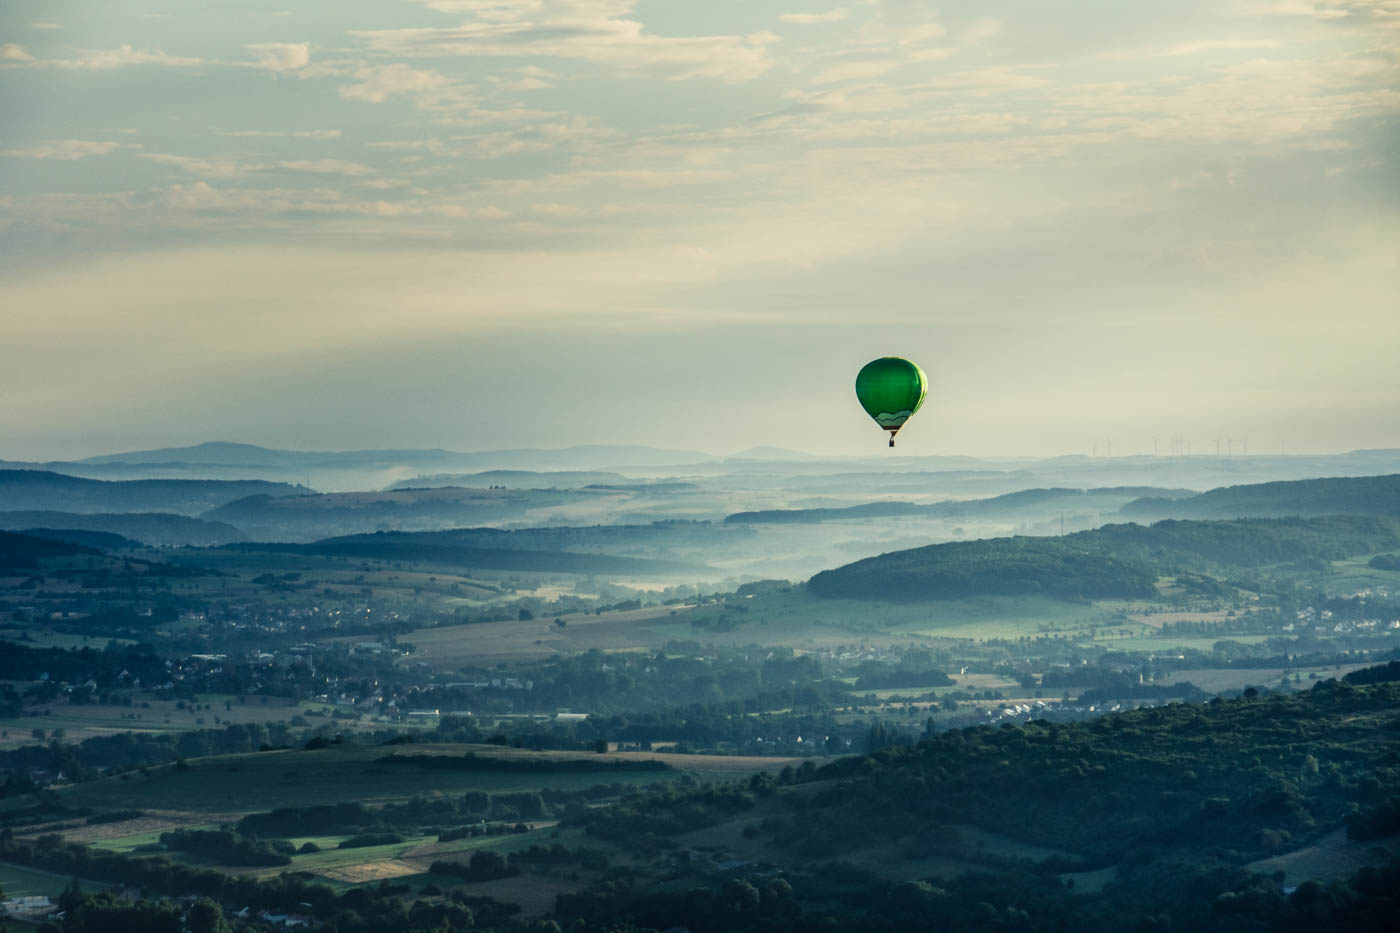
xmin=856 ymin=357 xmax=927 ymax=447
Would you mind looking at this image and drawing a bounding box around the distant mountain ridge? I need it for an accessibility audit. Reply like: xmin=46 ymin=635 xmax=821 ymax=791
xmin=726 ymin=486 xmax=1191 ymax=524
xmin=386 ymin=470 xmax=627 ymax=490
xmin=0 ymin=511 xmax=247 ymax=547
xmin=6 ymin=444 xmax=1400 ymax=498
xmin=1120 ymin=474 xmax=1400 ymax=520
xmin=0 ymin=470 xmax=303 ymax=516
xmin=73 ymin=441 xmax=717 ymax=469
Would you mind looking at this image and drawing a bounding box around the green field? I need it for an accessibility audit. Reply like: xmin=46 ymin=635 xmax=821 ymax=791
xmin=0 ymin=861 xmax=101 ymax=898
xmin=0 ymin=694 xmax=370 ymax=750
xmin=1324 ymin=555 xmax=1400 ymax=593
xmin=1101 ymin=634 xmax=1272 ymax=652
xmin=397 ymin=590 xmax=1210 ymax=668
xmin=58 ymin=743 xmax=793 ymax=817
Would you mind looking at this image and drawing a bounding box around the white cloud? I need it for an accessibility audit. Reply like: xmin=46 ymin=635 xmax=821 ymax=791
xmin=780 ymin=9 xmax=850 ymax=24
xmin=811 ymin=58 xmax=901 ymax=83
xmin=219 ymin=129 xmax=343 ymax=139
xmin=413 ymin=1 xmax=636 ymax=16
xmin=1 ymin=139 xmax=133 ymax=160
xmin=30 ymin=22 xmax=63 ymax=31
xmin=915 ymin=67 xmax=1051 ymax=94
xmin=50 ymin=45 xmax=201 ymax=70
xmin=160 ymin=182 xmax=353 ymax=215
xmin=445 ymin=117 xmax=613 ymax=158
xmin=139 ymin=153 xmax=375 ymax=180
xmin=245 ymin=42 xmax=311 ymax=71
xmin=279 ymin=159 xmax=373 ymax=176
xmin=1249 ymin=1 xmax=1353 ymax=18
xmin=338 ymin=63 xmax=469 ymax=109
xmin=488 ymin=65 xmax=557 ymax=90
xmin=1168 ymin=39 xmax=1281 ymax=55
xmin=369 ymin=138 xmax=459 ymax=157
xmin=352 ymin=7 xmax=778 ymax=82
xmin=139 ymin=153 xmax=251 ymax=179
xmin=530 ymin=202 xmax=585 ymax=217
xmin=1 ymin=43 xmax=34 ymax=62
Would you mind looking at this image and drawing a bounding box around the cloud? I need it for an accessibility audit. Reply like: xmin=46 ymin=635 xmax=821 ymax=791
xmin=352 ymin=4 xmax=778 ymax=82
xmin=1 ymin=43 xmax=34 ymax=62
xmin=1167 ymin=39 xmax=1281 ymax=55
xmin=1249 ymin=1 xmax=1354 ymax=18
xmin=30 ymin=22 xmax=62 ymax=30
xmin=1241 ymin=0 xmax=1400 ymax=27
xmin=50 ymin=45 xmax=202 ymax=70
xmin=279 ymin=159 xmax=373 ymax=176
xmin=219 ymin=129 xmax=343 ymax=139
xmin=1 ymin=139 xmax=134 ymax=160
xmin=139 ymin=153 xmax=375 ymax=180
xmin=488 ymin=64 xmax=557 ymax=90
xmin=139 ymin=153 xmax=251 ymax=179
xmin=780 ymin=9 xmax=850 ymax=24
xmin=245 ymin=42 xmax=310 ymax=71
xmin=531 ymin=203 xmax=586 ymax=217
xmin=412 ymin=1 xmax=636 ymax=16
xmin=157 ymin=182 xmax=369 ymax=218
xmin=337 ymin=63 xmax=469 ymax=109
xmin=811 ymin=58 xmax=902 ymax=84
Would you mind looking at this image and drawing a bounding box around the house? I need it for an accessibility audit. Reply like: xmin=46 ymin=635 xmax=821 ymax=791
xmin=2 ymin=894 xmax=52 ymax=914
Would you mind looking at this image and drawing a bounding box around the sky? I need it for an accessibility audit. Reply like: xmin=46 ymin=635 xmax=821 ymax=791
xmin=1 ymin=0 xmax=1397 ymax=461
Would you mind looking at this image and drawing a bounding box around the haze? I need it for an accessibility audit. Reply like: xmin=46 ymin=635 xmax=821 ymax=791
xmin=2 ymin=0 xmax=1397 ymax=461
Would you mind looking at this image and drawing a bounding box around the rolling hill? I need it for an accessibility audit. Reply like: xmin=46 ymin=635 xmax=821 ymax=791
xmin=1120 ymin=474 xmax=1400 ymax=520
xmin=726 ymin=486 xmax=1189 ymax=525
xmin=0 ymin=511 xmax=247 ymax=547
xmin=77 ymin=441 xmax=716 ymax=470
xmin=0 ymin=469 xmax=302 ymax=515
xmin=226 ymin=527 xmax=718 ymax=575
xmin=386 ymin=470 xmax=627 ymax=490
xmin=0 ymin=529 xmax=97 ymax=569
xmin=807 ymin=516 xmax=1400 ymax=601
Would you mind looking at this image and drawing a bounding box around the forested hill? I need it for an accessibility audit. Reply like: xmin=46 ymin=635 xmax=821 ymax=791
xmin=1121 ymin=473 xmax=1400 ymax=520
xmin=0 ymin=529 xmax=96 ymax=569
xmin=0 ymin=511 xmax=248 ymax=547
xmin=568 ymin=675 xmax=1400 ymax=932
xmin=807 ymin=516 xmax=1400 ymax=600
xmin=725 ymin=486 xmax=1186 ymax=524
xmin=226 ymin=528 xmax=716 ymax=575
xmin=0 ymin=469 xmax=302 ymax=515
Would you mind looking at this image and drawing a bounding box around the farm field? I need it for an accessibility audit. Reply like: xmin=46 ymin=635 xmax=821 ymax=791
xmin=1100 ymin=634 xmax=1273 ymax=652
xmin=0 ymin=861 xmax=103 ymax=899
xmin=1246 ymin=828 xmax=1400 ymax=886
xmin=0 ymin=631 xmax=136 ymax=651
xmin=56 ymin=743 xmax=799 ymax=817
xmin=393 ymin=590 xmax=1240 ymax=670
xmin=1162 ymin=663 xmax=1378 ymax=694
xmin=388 ymin=604 xmax=694 ymax=667
xmin=0 ymin=693 xmax=358 ymax=750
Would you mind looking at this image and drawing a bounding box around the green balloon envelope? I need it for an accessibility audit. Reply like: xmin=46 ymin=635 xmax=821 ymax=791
xmin=856 ymin=357 xmax=927 ymax=442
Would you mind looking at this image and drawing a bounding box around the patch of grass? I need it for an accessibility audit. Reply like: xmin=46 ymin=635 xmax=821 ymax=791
xmin=56 ymin=743 xmax=790 ymax=817
xmin=1245 ymin=828 xmax=1400 ymax=886
xmin=0 ymin=861 xmax=102 ymax=898
xmin=89 ymin=828 xmax=176 ymax=855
